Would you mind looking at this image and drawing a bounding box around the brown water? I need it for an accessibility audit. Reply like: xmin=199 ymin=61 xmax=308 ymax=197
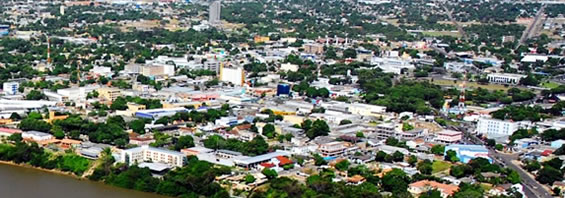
xmin=0 ymin=163 xmax=168 ymax=198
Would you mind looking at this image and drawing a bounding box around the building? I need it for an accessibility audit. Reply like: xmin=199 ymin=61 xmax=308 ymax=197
xmin=2 ymin=82 xmax=19 ymax=95
xmin=22 ymin=131 xmax=54 ymax=142
xmin=219 ymin=65 xmax=245 ymax=86
xmin=347 ymin=103 xmax=386 ymax=117
xmin=135 ymin=108 xmax=188 ymax=120
xmin=209 ymin=1 xmax=221 ymax=25
xmin=233 ymin=151 xmax=291 ymax=169
xmin=0 ymin=128 xmax=22 ymax=137
xmin=303 ymin=43 xmax=324 ymax=54
xmin=476 ymin=117 xmax=530 ymax=139
xmin=409 ymin=180 xmax=459 ymax=198
xmin=486 ymin=73 xmax=526 ymax=85
xmin=435 ymin=130 xmax=462 ymax=144
xmin=141 ymin=63 xmax=175 ymax=77
xmin=318 ymin=142 xmax=347 ymax=157
xmin=551 ymin=139 xmax=565 ymax=149
xmin=280 ymin=63 xmax=299 ymax=72
xmin=444 ymin=144 xmax=491 ymax=163
xmin=0 ymin=25 xmax=9 ymax=37
xmin=120 ymin=145 xmax=186 ymax=168
xmin=97 ymin=87 xmax=122 ymax=101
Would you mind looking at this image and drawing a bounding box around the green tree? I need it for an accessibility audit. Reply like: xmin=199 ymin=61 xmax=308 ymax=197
xmin=174 ymin=135 xmax=194 ymax=151
xmin=417 ymin=160 xmax=433 ymax=175
xmin=306 ymin=120 xmax=329 ymax=139
xmin=262 ymin=168 xmax=278 ymax=180
xmin=262 ymin=124 xmax=276 ymax=139
xmin=339 ymin=119 xmax=352 ymax=125
xmin=381 ymin=168 xmax=410 ymax=193
xmin=445 ymin=150 xmax=459 ymax=162
xmin=420 ymin=189 xmax=442 ymax=198
xmin=244 ymin=174 xmax=256 ymax=184
xmin=110 ymin=97 xmax=128 ymax=110
xmin=335 ymin=160 xmax=350 ymax=171
xmin=536 ymin=166 xmax=563 ymax=184
xmin=129 ymin=119 xmax=146 ymax=134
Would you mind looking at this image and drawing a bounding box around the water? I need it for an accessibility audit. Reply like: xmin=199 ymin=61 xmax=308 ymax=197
xmin=0 ymin=163 xmax=168 ymax=198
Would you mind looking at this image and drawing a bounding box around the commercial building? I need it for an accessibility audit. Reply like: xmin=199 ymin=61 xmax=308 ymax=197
xmin=444 ymin=144 xmax=491 ymax=163
xmin=303 ymin=43 xmax=324 ymax=54
xmin=486 ymin=73 xmax=526 ymax=85
xmin=141 ymin=63 xmax=175 ymax=77
xmin=318 ymin=142 xmax=347 ymax=157
xmin=435 ymin=130 xmax=462 ymax=144
xmin=233 ymin=150 xmax=291 ymax=169
xmin=0 ymin=99 xmax=57 ymax=110
xmin=346 ymin=103 xmax=386 ymax=117
xmin=0 ymin=25 xmax=9 ymax=37
xmin=476 ymin=117 xmax=531 ymax=139
xmin=120 ymin=145 xmax=186 ymax=168
xmin=209 ymin=1 xmax=221 ymax=25
xmin=135 ymin=108 xmax=188 ymax=120
xmin=22 ymin=131 xmax=54 ymax=142
xmin=219 ymin=65 xmax=245 ymax=86
xmin=97 ymin=87 xmax=122 ymax=101
xmin=2 ymin=82 xmax=19 ymax=95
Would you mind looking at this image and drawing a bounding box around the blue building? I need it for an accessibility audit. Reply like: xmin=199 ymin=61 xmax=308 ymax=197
xmin=444 ymin=144 xmax=492 ymax=163
xmin=277 ymin=84 xmax=290 ymax=96
xmin=551 ymin=140 xmax=565 ymax=149
xmin=0 ymin=25 xmax=9 ymax=37
xmin=135 ymin=108 xmax=188 ymax=120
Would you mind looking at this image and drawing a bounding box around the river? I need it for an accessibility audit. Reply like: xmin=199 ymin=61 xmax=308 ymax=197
xmin=0 ymin=163 xmax=168 ymax=198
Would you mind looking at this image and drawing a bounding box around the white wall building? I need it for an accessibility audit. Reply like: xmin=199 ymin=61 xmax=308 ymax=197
xmin=486 ymin=73 xmax=526 ymax=85
xmin=347 ymin=103 xmax=387 ymax=117
xmin=219 ymin=66 xmax=245 ymax=86
xmin=280 ymin=63 xmax=299 ymax=72
xmin=120 ymin=145 xmax=186 ymax=168
xmin=476 ymin=117 xmax=531 ymax=138
xmin=2 ymin=82 xmax=19 ymax=95
xmin=22 ymin=131 xmax=54 ymax=141
xmin=435 ymin=130 xmax=462 ymax=144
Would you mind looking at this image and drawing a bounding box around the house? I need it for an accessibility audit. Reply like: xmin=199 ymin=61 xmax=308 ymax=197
xmin=435 ymin=130 xmax=462 ymax=144
xmin=318 ymin=142 xmax=347 ymax=157
xmin=347 ymin=175 xmax=366 ymax=185
xmin=408 ymin=180 xmax=459 ymax=198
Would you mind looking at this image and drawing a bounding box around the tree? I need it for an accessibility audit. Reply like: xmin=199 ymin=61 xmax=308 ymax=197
xmin=381 ymin=168 xmax=410 ymax=193
xmin=244 ymin=174 xmax=256 ymax=184
xmin=536 ymin=166 xmax=563 ymax=184
xmin=9 ymin=113 xmax=21 ymax=120
xmin=355 ymin=131 xmax=365 ymax=138
xmin=7 ymin=133 xmax=22 ymax=142
xmin=392 ymin=151 xmax=404 ymax=162
xmin=445 ymin=150 xmax=459 ymax=162
xmin=402 ymin=122 xmax=414 ymax=131
xmin=495 ymin=144 xmax=504 ymax=151
xmin=420 ymin=189 xmax=442 ymax=198
xmin=110 ymin=97 xmax=128 ymax=110
xmin=339 ymin=119 xmax=352 ymax=125
xmin=306 ymin=120 xmax=329 ymax=139
xmin=262 ymin=124 xmax=276 ymax=139
xmin=25 ymin=90 xmax=46 ymax=100
xmin=408 ymin=155 xmax=418 ymax=166
xmin=417 ymin=160 xmax=433 ymax=175
xmin=486 ymin=139 xmax=496 ymax=147
xmin=343 ymin=48 xmax=357 ymax=59
xmin=450 ymin=165 xmax=470 ymax=178
xmin=313 ymin=153 xmax=327 ymax=166
xmin=335 ymin=160 xmax=350 ymax=171
xmin=174 ymin=135 xmax=194 ymax=151
xmin=524 ymin=160 xmax=541 ymax=172
xmin=262 ymin=168 xmax=278 ymax=180
xmin=507 ymin=169 xmax=521 ymax=184
xmin=431 ymin=144 xmax=445 ymax=155
xmin=129 ymin=119 xmax=146 ymax=134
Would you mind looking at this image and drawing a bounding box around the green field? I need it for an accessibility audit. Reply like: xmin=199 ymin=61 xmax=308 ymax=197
xmin=541 ymin=81 xmax=561 ymax=89
xmin=429 ymin=79 xmax=513 ymax=91
xmin=432 ymin=160 xmax=452 ymax=174
xmin=422 ymin=31 xmax=461 ymax=38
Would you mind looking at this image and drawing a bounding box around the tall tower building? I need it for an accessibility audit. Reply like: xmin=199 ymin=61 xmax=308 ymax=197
xmin=209 ymin=1 xmax=221 ymax=25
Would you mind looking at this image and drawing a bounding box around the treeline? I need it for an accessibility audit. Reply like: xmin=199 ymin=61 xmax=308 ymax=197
xmin=0 ymin=136 xmax=90 ymax=176
xmin=90 ymin=156 xmax=230 ymax=197
xmin=203 ymin=135 xmax=269 ymax=156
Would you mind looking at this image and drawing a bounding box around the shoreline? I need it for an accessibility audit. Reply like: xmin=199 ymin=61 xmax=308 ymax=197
xmin=0 ymin=160 xmax=84 ymax=180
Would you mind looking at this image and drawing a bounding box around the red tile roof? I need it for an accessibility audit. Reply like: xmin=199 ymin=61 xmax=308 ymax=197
xmin=0 ymin=128 xmax=22 ymax=134
xmin=542 ymin=150 xmax=553 ymax=156
xmin=260 ymin=162 xmax=275 ymax=168
xmin=276 ymin=156 xmax=293 ymax=166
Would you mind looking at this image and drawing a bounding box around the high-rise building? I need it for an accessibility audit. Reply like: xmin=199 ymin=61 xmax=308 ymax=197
xmin=209 ymin=1 xmax=221 ymax=25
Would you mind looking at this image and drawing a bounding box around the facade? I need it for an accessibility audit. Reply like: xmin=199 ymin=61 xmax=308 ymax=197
xmin=97 ymin=87 xmax=122 ymax=101
xmin=219 ymin=66 xmax=245 ymax=86
xmin=233 ymin=151 xmax=291 ymax=169
xmin=347 ymin=103 xmax=386 ymax=117
xmin=141 ymin=64 xmax=175 ymax=77
xmin=120 ymin=145 xmax=186 ymax=168
xmin=486 ymin=73 xmax=526 ymax=85
xmin=303 ymin=43 xmax=324 ymax=54
xmin=22 ymin=131 xmax=54 ymax=142
xmin=318 ymin=142 xmax=347 ymax=157
xmin=476 ymin=117 xmax=530 ymax=138
xmin=444 ymin=144 xmax=491 ymax=163
xmin=2 ymin=82 xmax=19 ymax=95
xmin=209 ymin=1 xmax=221 ymax=25
xmin=435 ymin=130 xmax=462 ymax=144
xmin=409 ymin=180 xmax=459 ymax=198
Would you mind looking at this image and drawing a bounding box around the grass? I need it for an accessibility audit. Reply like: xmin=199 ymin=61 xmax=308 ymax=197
xmin=422 ymin=31 xmax=461 ymax=38
xmin=541 ymin=81 xmax=560 ymax=89
xmin=432 ymin=160 xmax=452 ymax=174
xmin=429 ymin=79 xmax=513 ymax=91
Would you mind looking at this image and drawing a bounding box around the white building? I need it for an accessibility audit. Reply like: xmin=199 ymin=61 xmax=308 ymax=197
xmin=486 ymin=73 xmax=526 ymax=85
xmin=370 ymin=57 xmax=415 ymax=74
xmin=476 ymin=117 xmax=531 ymax=138
xmin=347 ymin=103 xmax=387 ymax=117
xmin=435 ymin=130 xmax=462 ymax=144
xmin=89 ymin=66 xmax=113 ymax=77
xmin=219 ymin=66 xmax=245 ymax=86
xmin=521 ymin=54 xmax=548 ymax=63
xmin=209 ymin=1 xmax=221 ymax=25
xmin=120 ymin=145 xmax=186 ymax=168
xmin=280 ymin=63 xmax=299 ymax=72
xmin=318 ymin=142 xmax=347 ymax=157
xmin=22 ymin=131 xmax=54 ymax=142
xmin=3 ymin=82 xmax=19 ymax=95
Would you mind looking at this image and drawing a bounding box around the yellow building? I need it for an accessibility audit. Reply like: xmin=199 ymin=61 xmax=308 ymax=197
xmin=254 ymin=36 xmax=270 ymax=43
xmin=283 ymin=115 xmax=305 ymax=125
xmin=97 ymin=87 xmax=122 ymax=101
xmin=127 ymin=103 xmax=146 ymax=112
xmin=47 ymin=111 xmax=69 ymax=124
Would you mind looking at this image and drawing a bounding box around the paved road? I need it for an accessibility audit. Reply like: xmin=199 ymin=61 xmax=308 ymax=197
xmin=459 ymin=127 xmax=552 ymax=198
xmin=517 ymin=4 xmax=546 ymax=49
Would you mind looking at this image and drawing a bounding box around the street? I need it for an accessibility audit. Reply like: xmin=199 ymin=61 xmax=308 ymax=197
xmin=460 ymin=126 xmax=553 ymax=198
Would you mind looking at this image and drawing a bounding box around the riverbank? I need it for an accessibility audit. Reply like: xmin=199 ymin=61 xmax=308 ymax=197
xmin=0 ymin=160 xmax=84 ymax=180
